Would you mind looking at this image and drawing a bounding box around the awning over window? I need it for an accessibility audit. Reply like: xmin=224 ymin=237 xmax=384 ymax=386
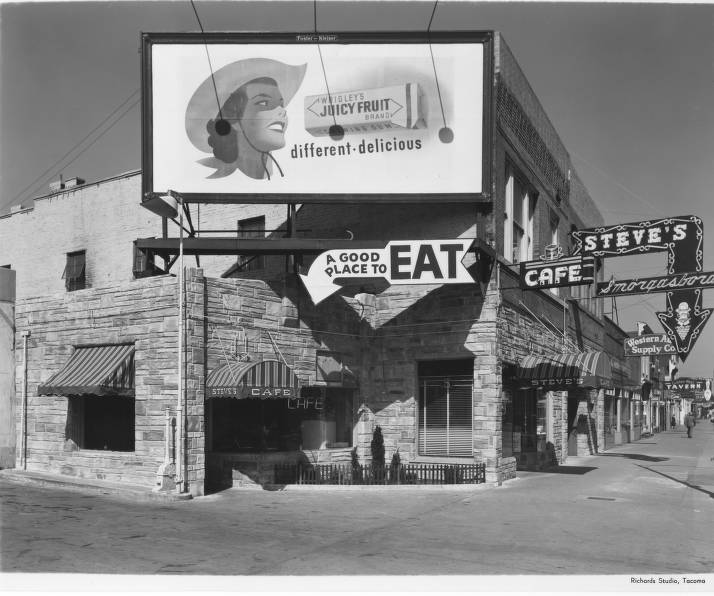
xmin=516 ymin=351 xmax=612 ymax=389
xmin=38 ymin=344 xmax=135 ymax=397
xmin=206 ymin=359 xmax=301 ymax=399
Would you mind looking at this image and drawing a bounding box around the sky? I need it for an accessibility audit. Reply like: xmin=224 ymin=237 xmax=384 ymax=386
xmin=1 ymin=0 xmax=713 ymax=380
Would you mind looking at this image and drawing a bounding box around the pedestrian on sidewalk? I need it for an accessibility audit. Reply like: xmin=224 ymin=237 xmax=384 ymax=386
xmin=670 ymin=415 xmax=676 ymax=430
xmin=684 ymin=411 xmax=695 ymax=438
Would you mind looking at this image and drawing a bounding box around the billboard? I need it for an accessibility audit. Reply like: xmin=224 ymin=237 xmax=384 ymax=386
xmin=142 ymin=32 xmax=492 ymax=204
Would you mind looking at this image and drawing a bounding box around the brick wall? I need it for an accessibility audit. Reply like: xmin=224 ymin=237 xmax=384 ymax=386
xmin=0 ymin=172 xmax=288 ymax=300
xmin=495 ymin=34 xmax=604 ymax=230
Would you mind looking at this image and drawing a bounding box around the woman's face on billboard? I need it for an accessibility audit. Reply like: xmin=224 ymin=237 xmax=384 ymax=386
xmin=238 ymin=81 xmax=287 ymax=152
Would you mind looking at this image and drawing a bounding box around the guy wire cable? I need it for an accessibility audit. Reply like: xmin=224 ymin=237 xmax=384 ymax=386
xmin=426 ymin=0 xmax=453 ymax=144
xmin=313 ymin=0 xmax=343 ymax=141
xmin=4 ymin=90 xmax=140 ymax=211
xmin=189 ymin=0 xmax=223 ymax=123
xmin=188 ymin=0 xmax=277 ymax=179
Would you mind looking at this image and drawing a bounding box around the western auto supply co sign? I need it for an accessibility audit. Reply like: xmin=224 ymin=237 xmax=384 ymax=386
xmin=624 ymin=334 xmax=676 ymax=356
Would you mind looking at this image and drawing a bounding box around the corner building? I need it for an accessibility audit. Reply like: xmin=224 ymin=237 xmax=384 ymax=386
xmin=0 ymin=32 xmax=641 ymax=495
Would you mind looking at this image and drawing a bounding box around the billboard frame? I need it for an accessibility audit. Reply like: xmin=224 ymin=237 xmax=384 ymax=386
xmin=141 ymin=30 xmax=494 ymax=205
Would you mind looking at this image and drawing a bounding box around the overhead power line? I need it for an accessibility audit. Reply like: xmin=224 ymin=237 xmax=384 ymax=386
xmin=570 ymin=150 xmax=667 ymax=218
xmin=1 ymin=88 xmax=140 ymax=211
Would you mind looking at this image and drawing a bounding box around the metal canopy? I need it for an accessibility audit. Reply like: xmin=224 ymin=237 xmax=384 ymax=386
xmin=134 ymin=236 xmax=496 ymax=258
xmin=135 ymin=237 xmax=385 ymax=257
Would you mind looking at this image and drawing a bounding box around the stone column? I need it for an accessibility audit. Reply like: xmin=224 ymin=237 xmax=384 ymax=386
xmin=184 ymin=268 xmax=207 ymax=497
xmin=474 ymin=352 xmax=506 ymax=483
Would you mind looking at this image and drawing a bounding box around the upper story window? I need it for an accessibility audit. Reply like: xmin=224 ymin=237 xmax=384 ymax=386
xmin=504 ymin=166 xmax=535 ymax=264
xmin=63 ymin=250 xmax=86 ymax=291
xmin=132 ymin=245 xmax=160 ymax=279
xmin=235 ymin=216 xmax=266 ymax=272
xmin=548 ymin=209 xmax=560 ymax=296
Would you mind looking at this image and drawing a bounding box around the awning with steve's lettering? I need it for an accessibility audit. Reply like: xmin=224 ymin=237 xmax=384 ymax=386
xmin=516 ymin=351 xmax=612 ymax=389
xmin=206 ymin=359 xmax=302 ymax=399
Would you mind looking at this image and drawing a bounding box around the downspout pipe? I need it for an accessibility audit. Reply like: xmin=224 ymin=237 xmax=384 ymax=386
xmin=20 ymin=330 xmax=29 ymax=470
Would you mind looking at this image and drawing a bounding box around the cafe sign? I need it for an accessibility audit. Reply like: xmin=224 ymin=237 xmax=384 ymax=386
xmin=520 ymin=252 xmax=595 ymax=290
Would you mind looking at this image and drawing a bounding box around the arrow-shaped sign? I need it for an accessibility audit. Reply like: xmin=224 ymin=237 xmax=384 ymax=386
xmin=656 ymin=289 xmax=712 ymax=361
xmin=300 ymin=239 xmax=475 ymax=305
xmin=574 ymin=214 xmax=710 ymax=360
xmin=656 ymin=216 xmax=708 ymax=361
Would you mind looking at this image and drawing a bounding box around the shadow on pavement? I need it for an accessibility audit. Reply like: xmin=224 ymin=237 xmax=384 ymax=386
xmin=549 ymin=466 xmax=598 ymax=475
xmin=636 ymin=464 xmax=714 ymax=499
xmin=522 ymin=466 xmax=597 ymax=475
xmin=599 ymin=453 xmax=668 ymax=462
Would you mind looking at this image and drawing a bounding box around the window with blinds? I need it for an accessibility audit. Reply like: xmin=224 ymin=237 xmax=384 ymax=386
xmin=418 ymin=360 xmax=473 ymax=457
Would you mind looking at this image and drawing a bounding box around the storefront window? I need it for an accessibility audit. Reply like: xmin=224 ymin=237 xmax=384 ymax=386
xmin=66 ymin=395 xmax=135 ymax=451
xmin=417 ymin=360 xmax=473 ymax=457
xmin=501 ymin=385 xmax=544 ymax=456
xmin=633 ymin=402 xmax=642 ymax=426
xmin=209 ymin=388 xmax=354 ymax=452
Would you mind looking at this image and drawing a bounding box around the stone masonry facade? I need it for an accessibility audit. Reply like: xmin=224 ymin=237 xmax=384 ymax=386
xmin=15 ymin=275 xmax=184 ymax=488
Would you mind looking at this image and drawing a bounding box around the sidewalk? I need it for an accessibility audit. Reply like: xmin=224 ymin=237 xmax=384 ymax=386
xmin=563 ymin=417 xmax=714 ymax=498
xmin=0 ymin=468 xmax=192 ymax=502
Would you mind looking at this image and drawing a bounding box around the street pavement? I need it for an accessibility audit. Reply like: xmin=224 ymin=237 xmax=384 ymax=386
xmin=1 ymin=419 xmax=713 ymax=581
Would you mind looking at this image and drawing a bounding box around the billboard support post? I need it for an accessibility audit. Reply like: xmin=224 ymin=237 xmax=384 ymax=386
xmin=176 ymin=191 xmax=186 ymax=494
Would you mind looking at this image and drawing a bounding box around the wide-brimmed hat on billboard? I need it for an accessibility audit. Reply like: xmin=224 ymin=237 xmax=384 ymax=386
xmin=185 ymin=58 xmax=307 ymax=153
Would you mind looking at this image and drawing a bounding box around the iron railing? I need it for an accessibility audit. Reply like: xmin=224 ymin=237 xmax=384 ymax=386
xmin=273 ymin=462 xmax=485 ymax=486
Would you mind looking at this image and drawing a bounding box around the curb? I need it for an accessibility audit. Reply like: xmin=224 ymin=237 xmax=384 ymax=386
xmin=257 ymin=482 xmax=496 ymax=492
xmin=0 ymin=470 xmax=193 ymax=502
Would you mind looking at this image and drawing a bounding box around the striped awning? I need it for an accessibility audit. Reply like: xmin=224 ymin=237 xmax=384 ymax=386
xmin=516 ymin=351 xmax=612 ymax=389
xmin=206 ymin=359 xmax=301 ymax=399
xmin=38 ymin=344 xmax=135 ymax=397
